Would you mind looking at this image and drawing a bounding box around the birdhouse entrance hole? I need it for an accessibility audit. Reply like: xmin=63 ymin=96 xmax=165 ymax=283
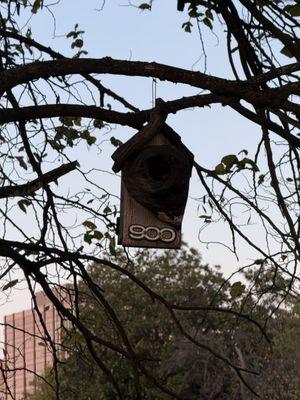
xmin=147 ymin=155 xmax=171 ymax=182
xmin=111 ymin=99 xmax=194 ymax=248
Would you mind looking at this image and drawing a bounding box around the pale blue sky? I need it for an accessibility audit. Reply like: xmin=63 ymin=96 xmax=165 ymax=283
xmin=1 ymin=1 xmax=268 ymax=319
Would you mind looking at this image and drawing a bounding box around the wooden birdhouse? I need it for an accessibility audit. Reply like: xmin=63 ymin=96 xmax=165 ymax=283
xmin=112 ymin=99 xmax=194 ymax=249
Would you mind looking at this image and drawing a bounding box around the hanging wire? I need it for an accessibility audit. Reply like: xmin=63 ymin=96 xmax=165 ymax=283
xmin=152 ymin=78 xmax=157 ymax=108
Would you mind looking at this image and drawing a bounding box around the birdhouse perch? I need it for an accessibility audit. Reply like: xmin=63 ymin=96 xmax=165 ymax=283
xmin=112 ymin=99 xmax=193 ymax=249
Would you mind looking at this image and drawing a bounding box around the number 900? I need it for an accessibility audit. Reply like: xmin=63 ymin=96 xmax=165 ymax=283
xmin=129 ymin=225 xmax=176 ymax=243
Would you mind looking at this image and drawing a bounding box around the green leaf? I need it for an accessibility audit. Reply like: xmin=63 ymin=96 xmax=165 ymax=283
xmin=18 ymin=199 xmax=31 ymax=213
xmin=83 ymin=220 xmax=97 ymax=230
xmin=205 ymin=9 xmax=213 ymax=20
xmin=290 ymin=5 xmax=300 ymax=16
xmin=254 ymin=259 xmax=265 ymax=265
xmin=58 ymin=127 xmax=79 ymax=140
xmin=59 ymin=116 xmax=74 ymax=127
xmin=66 ymin=31 xmax=76 ymax=38
xmin=93 ymin=119 xmax=104 ymax=129
xmin=110 ymin=137 xmax=123 ymax=148
xmin=31 ymin=0 xmax=42 ymax=13
xmin=73 ymin=117 xmax=81 ymax=126
xmin=230 ymin=281 xmax=245 ymax=299
xmin=221 ymin=154 xmax=239 ymax=169
xmin=84 ymin=232 xmax=92 ymax=244
xmin=189 ymin=8 xmax=202 ymax=18
xmin=214 ymin=163 xmax=225 ymax=175
xmin=280 ymin=45 xmax=294 ymax=58
xmin=237 ymin=158 xmax=259 ymax=172
xmin=284 ymin=4 xmax=300 ymax=17
xmin=48 ymin=139 xmax=65 ymax=151
xmin=86 ymin=135 xmax=96 ymax=145
xmin=80 ymin=130 xmax=96 ymax=145
xmin=93 ymin=230 xmax=103 ymax=240
xmin=71 ymin=39 xmax=83 ymax=49
xmin=2 ymin=279 xmax=19 ymax=291
xmin=258 ymin=174 xmax=265 ymax=186
xmin=16 ymin=156 xmax=28 ymax=170
xmin=243 ymin=158 xmax=259 ymax=172
xmin=109 ymin=236 xmax=116 ymax=256
xmin=139 ymin=3 xmax=151 ymax=10
xmin=73 ymin=50 xmax=88 ymax=59
xmin=182 ymin=21 xmax=192 ymax=33
xmin=203 ymin=17 xmax=213 ymax=30
xmin=103 ymin=206 xmax=111 ymax=214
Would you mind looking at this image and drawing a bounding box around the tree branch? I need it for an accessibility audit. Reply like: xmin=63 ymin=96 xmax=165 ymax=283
xmin=0 ymin=97 xmax=299 ymax=147
xmin=0 ymin=57 xmax=296 ymax=110
xmin=0 ymin=161 xmax=78 ymax=199
xmin=0 ymin=28 xmax=139 ymax=112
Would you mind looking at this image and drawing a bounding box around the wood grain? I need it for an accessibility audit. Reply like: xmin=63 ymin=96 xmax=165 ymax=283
xmin=118 ymin=134 xmax=182 ymax=249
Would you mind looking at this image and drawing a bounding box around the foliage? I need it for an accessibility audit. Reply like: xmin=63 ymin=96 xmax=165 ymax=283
xmin=0 ymin=0 xmax=299 ymax=399
xmin=29 ymin=247 xmax=300 ymax=399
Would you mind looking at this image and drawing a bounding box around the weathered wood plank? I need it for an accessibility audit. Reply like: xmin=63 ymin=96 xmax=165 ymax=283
xmin=118 ymin=134 xmax=181 ymax=249
xmin=119 ymin=180 xmax=181 ymax=249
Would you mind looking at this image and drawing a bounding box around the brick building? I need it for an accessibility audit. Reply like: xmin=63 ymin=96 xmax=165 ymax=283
xmin=2 ymin=290 xmax=66 ymax=400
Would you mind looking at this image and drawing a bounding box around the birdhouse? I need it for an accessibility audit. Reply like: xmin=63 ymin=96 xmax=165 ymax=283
xmin=112 ymin=100 xmax=193 ymax=249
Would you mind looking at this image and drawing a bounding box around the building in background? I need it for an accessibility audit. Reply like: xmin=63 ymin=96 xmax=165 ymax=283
xmin=0 ymin=359 xmax=5 ymax=400
xmin=2 ymin=289 xmax=69 ymax=400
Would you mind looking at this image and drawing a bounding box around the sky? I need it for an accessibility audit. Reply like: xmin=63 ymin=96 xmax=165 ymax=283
xmin=0 ymin=0 xmax=267 ymax=320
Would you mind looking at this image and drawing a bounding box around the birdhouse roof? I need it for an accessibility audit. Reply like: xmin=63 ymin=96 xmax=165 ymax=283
xmin=111 ymin=104 xmax=194 ymax=173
